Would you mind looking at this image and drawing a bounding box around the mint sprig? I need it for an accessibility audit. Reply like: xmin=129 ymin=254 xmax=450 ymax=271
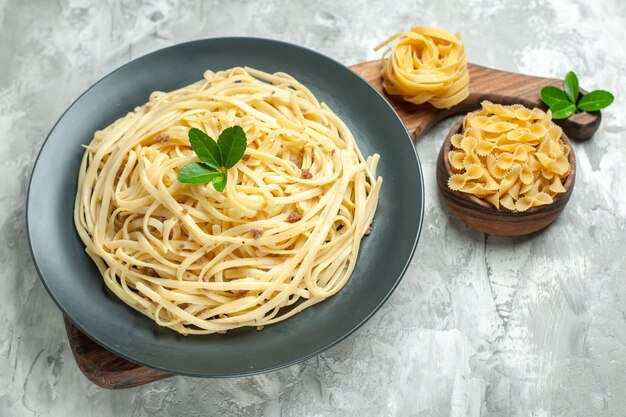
xmin=177 ymin=126 xmax=247 ymax=191
xmin=540 ymin=71 xmax=614 ymax=119
xmin=189 ymin=128 xmax=221 ymax=169
xmin=540 ymin=86 xmax=568 ymax=107
xmin=577 ymin=91 xmax=615 ymax=112
xmin=549 ymin=101 xmax=577 ymax=120
xmin=564 ymin=71 xmax=579 ymax=104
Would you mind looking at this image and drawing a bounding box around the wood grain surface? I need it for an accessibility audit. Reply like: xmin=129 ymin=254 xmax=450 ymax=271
xmin=350 ymin=60 xmax=600 ymax=142
xmin=64 ymin=318 xmax=170 ymax=389
xmin=65 ymin=59 xmax=600 ymax=389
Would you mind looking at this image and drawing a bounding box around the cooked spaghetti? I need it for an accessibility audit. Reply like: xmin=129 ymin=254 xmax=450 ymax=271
xmin=74 ymin=67 xmax=382 ymax=335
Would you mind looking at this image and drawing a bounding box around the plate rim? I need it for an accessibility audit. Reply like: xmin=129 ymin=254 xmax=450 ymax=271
xmin=26 ymin=36 xmax=424 ymax=377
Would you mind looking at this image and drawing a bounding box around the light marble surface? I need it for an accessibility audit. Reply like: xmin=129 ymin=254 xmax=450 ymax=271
xmin=1 ymin=0 xmax=625 ymax=416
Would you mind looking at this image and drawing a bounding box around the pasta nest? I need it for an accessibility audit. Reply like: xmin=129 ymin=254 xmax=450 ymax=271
xmin=374 ymin=26 xmax=470 ymax=109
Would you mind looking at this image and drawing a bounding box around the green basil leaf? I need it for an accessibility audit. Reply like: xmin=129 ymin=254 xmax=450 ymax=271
xmin=217 ymin=125 xmax=247 ymax=169
xmin=189 ymin=128 xmax=221 ymax=169
xmin=211 ymin=171 xmax=227 ymax=192
xmin=540 ymin=86 xmax=569 ymax=107
xmin=577 ymin=90 xmax=615 ymax=112
xmin=550 ymin=101 xmax=577 ymax=119
xmin=177 ymin=163 xmax=220 ymax=184
xmin=564 ymin=71 xmax=579 ymax=104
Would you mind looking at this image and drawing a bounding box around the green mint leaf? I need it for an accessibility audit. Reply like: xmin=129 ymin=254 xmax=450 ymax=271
xmin=564 ymin=71 xmax=579 ymax=104
xmin=577 ymin=90 xmax=615 ymax=112
xmin=179 ymin=126 xmax=246 ymax=191
xmin=540 ymin=86 xmax=569 ymax=107
xmin=550 ymin=101 xmax=577 ymax=119
xmin=189 ymin=128 xmax=222 ymax=169
xmin=211 ymin=171 xmax=227 ymax=192
xmin=178 ymin=162 xmax=220 ymax=184
xmin=217 ymin=125 xmax=247 ymax=169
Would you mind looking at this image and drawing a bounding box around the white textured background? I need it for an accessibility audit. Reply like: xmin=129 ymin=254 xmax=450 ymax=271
xmin=1 ymin=0 xmax=625 ymax=416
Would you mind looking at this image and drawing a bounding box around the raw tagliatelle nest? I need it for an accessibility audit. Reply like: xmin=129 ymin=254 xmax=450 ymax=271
xmin=447 ymin=101 xmax=570 ymax=212
xmin=374 ymin=26 xmax=470 ymax=109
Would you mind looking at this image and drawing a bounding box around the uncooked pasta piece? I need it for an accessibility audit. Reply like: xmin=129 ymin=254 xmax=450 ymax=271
xmin=447 ymin=101 xmax=570 ymax=212
xmin=374 ymin=26 xmax=469 ymax=108
xmin=515 ymin=192 xmax=553 ymax=212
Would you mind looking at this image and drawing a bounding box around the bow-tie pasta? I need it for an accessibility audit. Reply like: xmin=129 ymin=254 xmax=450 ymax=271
xmin=448 ymin=101 xmax=570 ymax=212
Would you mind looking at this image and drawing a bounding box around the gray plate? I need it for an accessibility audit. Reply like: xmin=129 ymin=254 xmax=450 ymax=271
xmin=27 ymin=38 xmax=424 ymax=377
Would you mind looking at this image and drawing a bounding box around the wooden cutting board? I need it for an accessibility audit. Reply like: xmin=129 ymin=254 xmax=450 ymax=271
xmin=64 ymin=60 xmax=601 ymax=389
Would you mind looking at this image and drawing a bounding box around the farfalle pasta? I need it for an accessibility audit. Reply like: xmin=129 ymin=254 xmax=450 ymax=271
xmin=374 ymin=26 xmax=470 ymax=109
xmin=447 ymin=101 xmax=570 ymax=212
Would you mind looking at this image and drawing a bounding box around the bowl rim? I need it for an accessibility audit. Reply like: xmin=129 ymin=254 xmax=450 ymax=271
xmin=440 ymin=119 xmax=576 ymax=216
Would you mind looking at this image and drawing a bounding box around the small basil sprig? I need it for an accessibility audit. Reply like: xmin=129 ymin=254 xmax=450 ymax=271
xmin=540 ymin=71 xmax=614 ymax=119
xmin=177 ymin=125 xmax=247 ymax=191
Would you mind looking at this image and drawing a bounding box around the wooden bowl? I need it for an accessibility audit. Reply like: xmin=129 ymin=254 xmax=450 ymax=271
xmin=436 ymin=120 xmax=576 ymax=236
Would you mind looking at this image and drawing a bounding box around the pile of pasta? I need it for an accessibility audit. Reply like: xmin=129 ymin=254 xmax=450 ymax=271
xmin=448 ymin=101 xmax=570 ymax=212
xmin=374 ymin=26 xmax=470 ymax=109
xmin=74 ymin=67 xmax=382 ymax=335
